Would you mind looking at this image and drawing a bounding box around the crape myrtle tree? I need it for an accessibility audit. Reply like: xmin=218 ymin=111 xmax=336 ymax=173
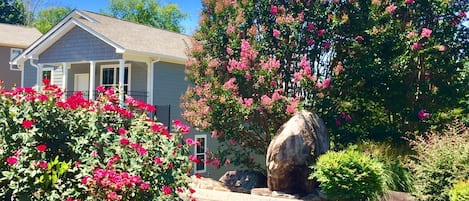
xmin=328 ymin=0 xmax=468 ymax=144
xmin=182 ymin=0 xmax=335 ymax=168
xmin=182 ymin=0 xmax=468 ymax=168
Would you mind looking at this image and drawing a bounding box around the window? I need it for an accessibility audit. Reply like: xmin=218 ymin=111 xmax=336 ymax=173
xmin=42 ymin=70 xmax=52 ymax=81
xmin=10 ymin=48 xmax=22 ymax=70
xmin=194 ymin=135 xmax=207 ymax=173
xmin=101 ymin=64 xmax=130 ymax=93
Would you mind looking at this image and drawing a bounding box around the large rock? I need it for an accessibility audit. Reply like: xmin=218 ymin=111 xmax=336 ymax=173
xmin=219 ymin=170 xmax=267 ymax=193
xmin=266 ymin=110 xmax=329 ymax=194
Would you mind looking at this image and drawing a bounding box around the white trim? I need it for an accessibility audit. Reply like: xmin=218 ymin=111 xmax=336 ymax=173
xmin=194 ymin=134 xmax=207 ymax=173
xmin=10 ymin=48 xmax=23 ymax=71
xmin=89 ymin=61 xmax=96 ymax=100
xmin=62 ymin=62 xmax=68 ymax=90
xmin=99 ymin=63 xmax=132 ymax=92
xmin=42 ymin=68 xmax=53 ymax=83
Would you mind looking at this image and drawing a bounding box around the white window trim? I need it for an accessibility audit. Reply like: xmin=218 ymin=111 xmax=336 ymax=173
xmin=194 ymin=134 xmax=207 ymax=173
xmin=10 ymin=48 xmax=23 ymax=71
xmin=99 ymin=63 xmax=131 ymax=92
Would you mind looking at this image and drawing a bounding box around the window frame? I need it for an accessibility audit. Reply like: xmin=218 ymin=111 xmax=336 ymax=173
xmin=10 ymin=48 xmax=23 ymax=71
xmin=194 ymin=134 xmax=207 ymax=173
xmin=100 ymin=64 xmax=131 ymax=93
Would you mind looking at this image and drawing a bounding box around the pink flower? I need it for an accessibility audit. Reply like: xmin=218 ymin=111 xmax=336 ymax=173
xmin=318 ymin=78 xmax=331 ymax=89
xmin=81 ymin=176 xmax=91 ymax=185
xmin=306 ymin=38 xmax=314 ymax=46
xmin=438 ymin=45 xmax=447 ymax=52
xmin=36 ymin=144 xmax=47 ymax=152
xmin=386 ymin=4 xmax=397 ymax=14
xmin=162 ymin=186 xmax=172 ymax=195
xmin=154 ymin=157 xmax=163 ymax=165
xmin=185 ymin=138 xmax=194 ymax=145
xmin=118 ymin=128 xmax=127 ymax=135
xmin=189 ymin=154 xmax=200 ymax=163
xmin=260 ymin=95 xmax=273 ymax=106
xmin=286 ymin=98 xmax=299 ymax=114
xmin=106 ymin=191 xmax=120 ymax=200
xmin=224 ymin=159 xmax=231 ymax=166
xmin=140 ymin=182 xmax=150 ymax=190
xmin=412 ymin=42 xmax=422 ymax=50
xmin=418 ymin=109 xmax=430 ymax=120
xmin=137 ymin=147 xmax=148 ymax=155
xmin=316 ymin=29 xmax=325 ymax=37
xmin=119 ymin=138 xmax=129 ymax=145
xmin=6 ymin=156 xmax=18 ymax=165
xmin=273 ymin=29 xmax=281 ymax=38
xmin=323 ymin=42 xmax=331 ymax=50
xmin=355 ymin=35 xmax=364 ymax=43
xmin=270 ymin=5 xmax=279 ymax=15
xmin=421 ymin=28 xmax=432 ymax=38
xmin=22 ymin=120 xmax=34 ymax=129
xmin=211 ymin=158 xmax=220 ymax=167
xmin=223 ymin=78 xmax=238 ymax=91
xmin=91 ymin=150 xmax=98 ymax=158
xmin=406 ymin=31 xmax=418 ymax=39
xmin=229 ymin=139 xmax=237 ymax=145
xmin=39 ymin=161 xmax=48 ymax=169
xmin=243 ymin=98 xmax=254 ymax=108
xmin=405 ymin=0 xmax=414 ymax=4
xmin=335 ymin=119 xmax=342 ymax=126
xmin=245 ymin=72 xmax=252 ymax=80
xmin=306 ymin=23 xmax=314 ymax=32
xmin=96 ymin=86 xmax=105 ymax=93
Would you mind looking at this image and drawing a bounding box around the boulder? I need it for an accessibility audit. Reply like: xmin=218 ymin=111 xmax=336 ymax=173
xmin=219 ymin=170 xmax=267 ymax=193
xmin=266 ymin=110 xmax=329 ymax=194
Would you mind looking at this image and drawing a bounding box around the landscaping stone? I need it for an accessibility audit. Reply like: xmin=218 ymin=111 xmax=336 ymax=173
xmin=219 ymin=170 xmax=267 ymax=193
xmin=266 ymin=110 xmax=329 ymax=194
xmin=251 ymin=188 xmax=327 ymax=201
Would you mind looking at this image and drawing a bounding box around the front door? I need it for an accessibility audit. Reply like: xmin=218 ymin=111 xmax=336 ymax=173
xmin=74 ymin=73 xmax=89 ymax=99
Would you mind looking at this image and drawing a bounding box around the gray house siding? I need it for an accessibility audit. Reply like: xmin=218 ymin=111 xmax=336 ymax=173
xmin=22 ymin=60 xmax=38 ymax=87
xmin=129 ymin=61 xmax=147 ymax=101
xmin=39 ymin=26 xmax=121 ymax=63
xmin=0 ymin=46 xmax=21 ymax=89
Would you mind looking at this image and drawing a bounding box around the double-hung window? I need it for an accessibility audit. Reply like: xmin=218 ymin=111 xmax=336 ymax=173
xmin=10 ymin=48 xmax=23 ymax=70
xmin=194 ymin=135 xmax=207 ymax=173
xmin=101 ymin=64 xmax=130 ymax=93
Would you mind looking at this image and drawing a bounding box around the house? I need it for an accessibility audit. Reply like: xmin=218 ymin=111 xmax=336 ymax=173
xmin=11 ymin=9 xmax=230 ymax=178
xmin=0 ymin=23 xmax=42 ymax=89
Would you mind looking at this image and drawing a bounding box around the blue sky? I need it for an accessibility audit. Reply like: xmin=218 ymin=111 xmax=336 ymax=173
xmin=51 ymin=0 xmax=202 ymax=34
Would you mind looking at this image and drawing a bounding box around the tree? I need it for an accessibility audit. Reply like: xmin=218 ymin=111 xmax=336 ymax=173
xmin=102 ymin=0 xmax=187 ymax=33
xmin=34 ymin=6 xmax=71 ymax=33
xmin=0 ymin=0 xmax=25 ymax=25
xmin=182 ymin=0 xmax=468 ymax=168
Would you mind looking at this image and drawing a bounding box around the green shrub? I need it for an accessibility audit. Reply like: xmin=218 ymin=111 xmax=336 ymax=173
xmin=407 ymin=121 xmax=469 ymax=201
xmin=356 ymin=141 xmax=413 ymax=192
xmin=450 ymin=179 xmax=469 ymax=201
xmin=310 ymin=148 xmax=388 ymax=201
xmin=0 ymin=81 xmax=196 ymax=200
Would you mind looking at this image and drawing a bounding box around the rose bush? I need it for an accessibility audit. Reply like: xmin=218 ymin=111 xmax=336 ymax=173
xmin=0 ymin=80 xmax=196 ymax=200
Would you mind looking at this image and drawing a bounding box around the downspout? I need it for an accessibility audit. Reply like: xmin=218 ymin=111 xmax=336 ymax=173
xmin=30 ymin=59 xmax=42 ymax=90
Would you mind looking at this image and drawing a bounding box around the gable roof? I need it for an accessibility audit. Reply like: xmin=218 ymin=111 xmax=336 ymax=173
xmin=12 ymin=9 xmax=192 ymax=65
xmin=0 ymin=23 xmax=42 ymax=48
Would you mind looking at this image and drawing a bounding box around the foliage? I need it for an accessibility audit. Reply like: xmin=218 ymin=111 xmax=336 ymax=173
xmin=34 ymin=6 xmax=72 ymax=33
xmin=0 ymin=81 xmax=196 ymax=200
xmin=356 ymin=141 xmax=413 ymax=192
xmin=407 ymin=121 xmax=469 ymax=201
xmin=310 ymin=148 xmax=388 ymax=201
xmin=0 ymin=0 xmax=25 ymax=25
xmin=328 ymin=0 xmax=469 ymax=144
xmin=183 ymin=0 xmax=468 ymax=168
xmin=450 ymin=179 xmax=469 ymax=201
xmin=103 ymin=0 xmax=187 ymax=33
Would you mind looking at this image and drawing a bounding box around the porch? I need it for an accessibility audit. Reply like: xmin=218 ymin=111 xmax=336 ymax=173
xmin=37 ymin=59 xmax=154 ymax=104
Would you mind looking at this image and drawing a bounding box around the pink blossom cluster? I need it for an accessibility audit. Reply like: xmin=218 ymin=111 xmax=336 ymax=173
xmin=173 ymin=119 xmax=191 ymax=134
xmin=82 ymin=168 xmax=150 ymax=200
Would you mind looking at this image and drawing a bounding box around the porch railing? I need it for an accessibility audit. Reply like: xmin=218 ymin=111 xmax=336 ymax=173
xmin=65 ymin=91 xmax=148 ymax=102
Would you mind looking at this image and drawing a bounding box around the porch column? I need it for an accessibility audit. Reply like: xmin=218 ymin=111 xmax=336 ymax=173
xmin=146 ymin=61 xmax=153 ymax=104
xmin=62 ymin=62 xmax=68 ymax=90
xmin=36 ymin=64 xmax=43 ymax=90
xmin=118 ymin=59 xmax=125 ymax=105
xmin=89 ymin=61 xmax=96 ymax=100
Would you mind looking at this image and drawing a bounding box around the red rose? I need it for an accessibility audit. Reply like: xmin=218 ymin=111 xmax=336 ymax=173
xmin=36 ymin=144 xmax=47 ymax=152
xmin=6 ymin=156 xmax=18 ymax=165
xmin=22 ymin=120 xmax=34 ymax=129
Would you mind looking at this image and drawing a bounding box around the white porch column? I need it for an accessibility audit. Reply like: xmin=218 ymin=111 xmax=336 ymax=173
xmin=36 ymin=64 xmax=43 ymax=90
xmin=89 ymin=61 xmax=96 ymax=100
xmin=146 ymin=61 xmax=153 ymax=104
xmin=62 ymin=62 xmax=68 ymax=90
xmin=118 ymin=59 xmax=125 ymax=105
